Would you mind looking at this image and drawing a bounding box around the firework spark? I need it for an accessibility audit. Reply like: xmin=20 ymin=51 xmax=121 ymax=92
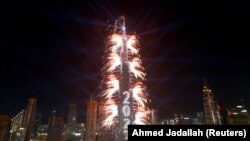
xmin=105 ymin=53 xmax=121 ymax=72
xmin=98 ymin=16 xmax=151 ymax=140
xmin=129 ymin=57 xmax=145 ymax=80
xmin=109 ymin=34 xmax=123 ymax=53
xmin=102 ymin=75 xmax=119 ymax=99
xmin=127 ymin=35 xmax=139 ymax=55
xmin=132 ymin=82 xmax=146 ymax=108
xmin=100 ymin=99 xmax=118 ymax=129
xmin=134 ymin=108 xmax=151 ymax=125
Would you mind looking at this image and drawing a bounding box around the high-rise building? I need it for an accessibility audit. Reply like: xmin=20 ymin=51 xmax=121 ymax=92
xmin=47 ymin=116 xmax=64 ymax=141
xmin=151 ymin=109 xmax=158 ymax=124
xmin=22 ymin=98 xmax=37 ymax=141
xmin=86 ymin=98 xmax=97 ymax=141
xmin=0 ymin=114 xmax=10 ymax=141
xmin=31 ymin=113 xmax=42 ymax=140
xmin=45 ymin=108 xmax=86 ymax=141
xmin=64 ymin=123 xmax=85 ymax=141
xmin=160 ymin=114 xmax=191 ymax=125
xmin=202 ymin=80 xmax=221 ymax=125
xmin=67 ymin=103 xmax=77 ymax=124
xmin=227 ymin=99 xmax=250 ymax=124
xmin=37 ymin=124 xmax=48 ymax=141
xmin=98 ymin=16 xmax=151 ymax=141
xmin=8 ymin=98 xmax=37 ymax=141
xmin=196 ymin=112 xmax=204 ymax=124
xmin=9 ymin=110 xmax=25 ymax=141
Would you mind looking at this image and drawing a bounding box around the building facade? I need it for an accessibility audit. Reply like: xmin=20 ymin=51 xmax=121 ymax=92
xmin=22 ymin=98 xmax=37 ymax=141
xmin=86 ymin=98 xmax=97 ymax=141
xmin=9 ymin=110 xmax=25 ymax=141
xmin=227 ymin=100 xmax=250 ymax=124
xmin=0 ymin=115 xmax=10 ymax=141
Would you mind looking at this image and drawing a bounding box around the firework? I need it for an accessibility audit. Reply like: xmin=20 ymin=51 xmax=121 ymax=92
xmin=98 ymin=16 xmax=151 ymax=141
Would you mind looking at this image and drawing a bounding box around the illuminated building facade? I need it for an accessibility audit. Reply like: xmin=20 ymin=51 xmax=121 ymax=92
xmin=98 ymin=16 xmax=151 ymax=141
xmin=46 ymin=108 xmax=85 ymax=141
xmin=22 ymin=98 xmax=37 ymax=141
xmin=86 ymin=98 xmax=97 ymax=141
xmin=227 ymin=99 xmax=250 ymax=124
xmin=37 ymin=124 xmax=48 ymax=141
xmin=64 ymin=123 xmax=85 ymax=141
xmin=37 ymin=123 xmax=85 ymax=141
xmin=202 ymin=81 xmax=221 ymax=125
xmin=9 ymin=110 xmax=25 ymax=141
xmin=9 ymin=98 xmax=36 ymax=141
xmin=0 ymin=114 xmax=10 ymax=141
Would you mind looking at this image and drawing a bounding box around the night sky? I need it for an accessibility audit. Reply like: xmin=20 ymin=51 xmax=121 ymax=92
xmin=1 ymin=1 xmax=249 ymax=122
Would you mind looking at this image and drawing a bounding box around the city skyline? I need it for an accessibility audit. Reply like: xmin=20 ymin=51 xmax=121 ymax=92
xmin=1 ymin=1 xmax=250 ymax=121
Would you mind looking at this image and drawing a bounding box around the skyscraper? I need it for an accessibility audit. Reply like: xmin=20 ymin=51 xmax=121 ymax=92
xmin=67 ymin=103 xmax=77 ymax=124
xmin=22 ymin=98 xmax=37 ymax=141
xmin=9 ymin=110 xmax=25 ymax=141
xmin=86 ymin=98 xmax=97 ymax=141
xmin=98 ymin=16 xmax=151 ymax=141
xmin=203 ymin=80 xmax=221 ymax=125
xmin=151 ymin=109 xmax=158 ymax=124
xmin=31 ymin=113 xmax=42 ymax=139
xmin=47 ymin=117 xmax=64 ymax=141
xmin=0 ymin=114 xmax=10 ymax=141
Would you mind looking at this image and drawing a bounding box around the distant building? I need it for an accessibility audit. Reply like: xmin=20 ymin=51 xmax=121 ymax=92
xmin=151 ymin=109 xmax=158 ymax=124
xmin=0 ymin=114 xmax=10 ymax=141
xmin=8 ymin=98 xmax=37 ymax=141
xmin=46 ymin=108 xmax=85 ymax=141
xmin=86 ymin=98 xmax=97 ymax=141
xmin=31 ymin=113 xmax=42 ymax=140
xmin=176 ymin=114 xmax=191 ymax=125
xmin=227 ymin=99 xmax=250 ymax=125
xmin=67 ymin=103 xmax=77 ymax=124
xmin=37 ymin=124 xmax=48 ymax=141
xmin=22 ymin=98 xmax=37 ymax=141
xmin=47 ymin=116 xmax=64 ymax=141
xmin=202 ymin=80 xmax=221 ymax=125
xmin=9 ymin=110 xmax=25 ymax=141
xmin=161 ymin=119 xmax=176 ymax=125
xmin=160 ymin=114 xmax=191 ymax=125
xmin=37 ymin=122 xmax=85 ymax=141
xmin=219 ymin=108 xmax=229 ymax=125
xmin=64 ymin=123 xmax=85 ymax=141
xmin=195 ymin=112 xmax=204 ymax=125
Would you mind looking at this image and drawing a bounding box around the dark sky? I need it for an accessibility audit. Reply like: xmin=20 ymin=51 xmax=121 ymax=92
xmin=0 ymin=1 xmax=249 ymax=122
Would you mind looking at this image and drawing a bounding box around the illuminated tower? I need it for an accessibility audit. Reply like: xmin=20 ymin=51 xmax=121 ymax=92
xmin=86 ymin=98 xmax=97 ymax=141
xmin=98 ymin=16 xmax=151 ymax=141
xmin=67 ymin=103 xmax=77 ymax=124
xmin=0 ymin=114 xmax=10 ymax=141
xmin=22 ymin=98 xmax=37 ymax=141
xmin=203 ymin=80 xmax=221 ymax=125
